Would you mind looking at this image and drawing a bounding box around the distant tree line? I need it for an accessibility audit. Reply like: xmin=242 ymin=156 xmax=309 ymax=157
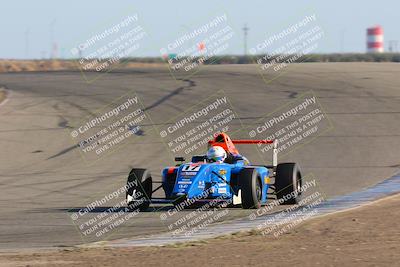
xmin=120 ymin=53 xmax=400 ymax=64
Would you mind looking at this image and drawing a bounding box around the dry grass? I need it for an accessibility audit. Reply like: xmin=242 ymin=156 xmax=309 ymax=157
xmin=0 ymin=60 xmax=75 ymax=72
xmin=0 ymin=60 xmax=165 ymax=73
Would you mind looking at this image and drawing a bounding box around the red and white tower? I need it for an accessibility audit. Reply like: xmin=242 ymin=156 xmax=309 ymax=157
xmin=367 ymin=25 xmax=384 ymax=53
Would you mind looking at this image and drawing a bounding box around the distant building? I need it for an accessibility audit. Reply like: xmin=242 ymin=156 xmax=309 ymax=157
xmin=367 ymin=26 xmax=384 ymax=53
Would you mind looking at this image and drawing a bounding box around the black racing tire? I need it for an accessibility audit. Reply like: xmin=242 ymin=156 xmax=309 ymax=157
xmin=275 ymin=163 xmax=302 ymax=205
xmin=126 ymin=168 xmax=152 ymax=211
xmin=238 ymin=168 xmax=262 ymax=209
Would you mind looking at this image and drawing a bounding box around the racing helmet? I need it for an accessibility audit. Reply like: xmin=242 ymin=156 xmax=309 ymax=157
xmin=207 ymin=146 xmax=227 ymax=163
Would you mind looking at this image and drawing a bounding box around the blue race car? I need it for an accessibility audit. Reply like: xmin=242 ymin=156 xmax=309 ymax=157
xmin=126 ymin=133 xmax=302 ymax=210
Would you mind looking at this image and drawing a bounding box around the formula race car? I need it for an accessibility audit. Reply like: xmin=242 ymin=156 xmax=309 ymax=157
xmin=126 ymin=132 xmax=302 ymax=210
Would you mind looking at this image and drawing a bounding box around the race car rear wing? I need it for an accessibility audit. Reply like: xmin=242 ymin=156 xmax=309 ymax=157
xmin=230 ymin=139 xmax=273 ymax=144
xmin=208 ymin=133 xmax=278 ymax=169
xmin=230 ymin=139 xmax=278 ymax=169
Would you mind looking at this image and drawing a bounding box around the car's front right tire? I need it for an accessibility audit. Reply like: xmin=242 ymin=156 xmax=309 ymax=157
xmin=275 ymin=163 xmax=302 ymax=204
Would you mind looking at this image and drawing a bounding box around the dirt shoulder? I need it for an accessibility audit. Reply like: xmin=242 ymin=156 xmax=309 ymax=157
xmin=0 ymin=89 xmax=6 ymax=105
xmin=1 ymin=194 xmax=399 ymax=267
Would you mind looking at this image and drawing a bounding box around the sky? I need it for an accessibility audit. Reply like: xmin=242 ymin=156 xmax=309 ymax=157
xmin=0 ymin=0 xmax=399 ymax=59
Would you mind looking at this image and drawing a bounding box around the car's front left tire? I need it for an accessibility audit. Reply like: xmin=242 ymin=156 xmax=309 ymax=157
xmin=238 ymin=168 xmax=262 ymax=209
xmin=126 ymin=168 xmax=152 ymax=211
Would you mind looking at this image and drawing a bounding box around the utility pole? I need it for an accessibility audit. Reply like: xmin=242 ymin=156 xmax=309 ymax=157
xmin=340 ymin=29 xmax=345 ymax=53
xmin=243 ymin=24 xmax=249 ymax=55
xmin=389 ymin=40 xmax=398 ymax=52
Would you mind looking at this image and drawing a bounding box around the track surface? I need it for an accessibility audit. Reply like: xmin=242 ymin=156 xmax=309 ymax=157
xmin=0 ymin=63 xmax=399 ymax=249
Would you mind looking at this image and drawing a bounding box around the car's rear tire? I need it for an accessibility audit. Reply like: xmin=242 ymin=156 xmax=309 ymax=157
xmin=275 ymin=163 xmax=302 ymax=204
xmin=126 ymin=168 xmax=152 ymax=211
xmin=238 ymin=168 xmax=262 ymax=209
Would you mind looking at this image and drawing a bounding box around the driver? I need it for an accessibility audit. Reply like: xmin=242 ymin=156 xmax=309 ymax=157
xmin=206 ymin=145 xmax=250 ymax=165
xmin=206 ymin=146 xmax=227 ymax=163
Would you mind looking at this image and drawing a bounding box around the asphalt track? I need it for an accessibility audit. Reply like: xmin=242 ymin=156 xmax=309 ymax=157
xmin=0 ymin=63 xmax=399 ymax=249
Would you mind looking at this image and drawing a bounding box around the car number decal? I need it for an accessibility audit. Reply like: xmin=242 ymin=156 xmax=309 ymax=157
xmin=182 ymin=165 xmax=201 ymax=172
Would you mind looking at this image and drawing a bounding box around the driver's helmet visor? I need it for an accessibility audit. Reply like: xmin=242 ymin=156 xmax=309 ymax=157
xmin=207 ymin=146 xmax=226 ymax=162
